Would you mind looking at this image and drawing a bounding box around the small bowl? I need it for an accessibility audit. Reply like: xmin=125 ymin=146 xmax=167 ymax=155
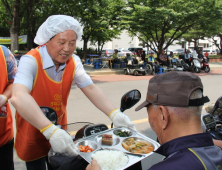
xmin=76 ymin=140 xmax=98 ymax=153
xmin=113 ymin=129 xmax=133 ymax=137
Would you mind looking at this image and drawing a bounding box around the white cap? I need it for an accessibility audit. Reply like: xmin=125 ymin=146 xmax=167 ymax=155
xmin=34 ymin=15 xmax=83 ymax=45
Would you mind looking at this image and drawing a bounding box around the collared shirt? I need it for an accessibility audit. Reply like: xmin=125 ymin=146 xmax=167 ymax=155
xmin=14 ymin=45 xmax=93 ymax=91
xmin=184 ymin=53 xmax=191 ymax=59
xmin=159 ymin=54 xmax=167 ymax=61
xmin=1 ymin=45 xmax=17 ymax=80
xmin=149 ymin=133 xmax=222 ymax=170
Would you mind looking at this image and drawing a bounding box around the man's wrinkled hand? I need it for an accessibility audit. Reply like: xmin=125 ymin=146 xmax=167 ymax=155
xmin=41 ymin=124 xmax=79 ymax=157
xmin=86 ymin=160 xmax=102 ymax=170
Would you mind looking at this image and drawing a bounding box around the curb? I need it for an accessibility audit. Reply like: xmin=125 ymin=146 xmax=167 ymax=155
xmin=84 ymin=64 xmax=222 ymax=76
xmin=86 ymin=70 xmax=124 ymax=76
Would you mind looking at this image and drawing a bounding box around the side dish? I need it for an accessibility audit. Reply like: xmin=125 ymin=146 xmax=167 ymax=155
xmin=101 ymin=134 xmax=113 ymax=145
xmin=116 ymin=131 xmax=131 ymax=137
xmin=78 ymin=145 xmax=94 ymax=153
xmin=122 ymin=138 xmax=154 ymax=154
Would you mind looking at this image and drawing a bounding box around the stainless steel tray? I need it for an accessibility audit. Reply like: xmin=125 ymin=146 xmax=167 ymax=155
xmin=76 ymin=127 xmax=160 ymax=170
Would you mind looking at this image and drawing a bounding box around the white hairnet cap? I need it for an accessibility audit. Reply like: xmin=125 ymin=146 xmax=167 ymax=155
xmin=34 ymin=15 xmax=83 ymax=45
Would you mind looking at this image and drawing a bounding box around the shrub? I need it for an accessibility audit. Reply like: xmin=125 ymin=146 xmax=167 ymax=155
xmin=208 ymin=55 xmax=222 ymax=58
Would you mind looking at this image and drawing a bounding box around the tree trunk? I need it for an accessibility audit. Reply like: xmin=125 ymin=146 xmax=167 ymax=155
xmin=27 ymin=33 xmax=33 ymax=50
xmin=97 ymin=39 xmax=100 ymax=52
xmin=27 ymin=1 xmax=33 ymax=50
xmin=219 ymin=35 xmax=222 ymax=55
xmin=194 ymin=39 xmax=198 ymax=51
xmin=157 ymin=45 xmax=162 ymax=59
xmin=83 ymin=39 xmax=88 ymax=60
xmin=10 ymin=0 xmax=20 ymax=52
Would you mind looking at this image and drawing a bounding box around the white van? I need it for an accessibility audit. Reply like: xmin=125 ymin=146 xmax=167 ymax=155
xmin=203 ymin=48 xmax=217 ymax=55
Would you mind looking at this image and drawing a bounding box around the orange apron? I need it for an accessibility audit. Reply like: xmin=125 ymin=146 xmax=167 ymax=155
xmin=0 ymin=46 xmax=14 ymax=148
xmin=15 ymin=48 xmax=75 ymax=161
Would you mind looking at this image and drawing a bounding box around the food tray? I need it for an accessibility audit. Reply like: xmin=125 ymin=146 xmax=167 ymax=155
xmin=76 ymin=127 xmax=160 ymax=170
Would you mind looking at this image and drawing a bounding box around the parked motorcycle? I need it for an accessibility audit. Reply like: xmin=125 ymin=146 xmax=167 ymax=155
xmin=180 ymin=50 xmax=201 ymax=73
xmin=181 ymin=57 xmax=201 ymax=73
xmin=201 ymin=56 xmax=210 ymax=73
xmin=201 ymin=96 xmax=222 ymax=140
xmin=40 ymin=89 xmax=142 ymax=170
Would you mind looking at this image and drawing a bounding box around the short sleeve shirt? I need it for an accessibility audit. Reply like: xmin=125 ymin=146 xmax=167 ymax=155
xmin=159 ymin=54 xmax=167 ymax=60
xmin=14 ymin=45 xmax=93 ymax=91
xmin=1 ymin=45 xmax=17 ymax=80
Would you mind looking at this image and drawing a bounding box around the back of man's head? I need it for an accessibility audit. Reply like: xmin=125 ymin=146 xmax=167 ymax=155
xmin=135 ymin=72 xmax=209 ymax=143
xmin=165 ymin=89 xmax=202 ymax=122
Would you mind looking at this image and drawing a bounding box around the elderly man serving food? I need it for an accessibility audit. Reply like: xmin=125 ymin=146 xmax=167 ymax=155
xmin=11 ymin=15 xmax=136 ymax=170
xmin=86 ymin=71 xmax=222 ymax=170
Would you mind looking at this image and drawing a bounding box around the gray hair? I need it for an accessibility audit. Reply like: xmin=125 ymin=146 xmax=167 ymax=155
xmin=153 ymin=89 xmax=203 ymax=120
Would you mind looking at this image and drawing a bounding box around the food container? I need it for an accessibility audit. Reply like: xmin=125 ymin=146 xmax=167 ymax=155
xmin=113 ymin=128 xmax=133 ymax=137
xmin=76 ymin=140 xmax=99 ymax=153
xmin=76 ymin=127 xmax=160 ymax=170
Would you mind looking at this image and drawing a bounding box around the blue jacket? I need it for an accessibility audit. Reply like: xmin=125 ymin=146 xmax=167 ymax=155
xmin=149 ymin=133 xmax=222 ymax=170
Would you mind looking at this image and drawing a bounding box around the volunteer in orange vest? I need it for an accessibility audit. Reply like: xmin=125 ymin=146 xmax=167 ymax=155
xmin=0 ymin=45 xmax=17 ymax=170
xmin=11 ymin=15 xmax=136 ymax=170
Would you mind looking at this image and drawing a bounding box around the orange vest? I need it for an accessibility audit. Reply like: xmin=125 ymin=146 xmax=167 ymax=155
xmin=15 ymin=48 xmax=75 ymax=161
xmin=0 ymin=46 xmax=14 ymax=148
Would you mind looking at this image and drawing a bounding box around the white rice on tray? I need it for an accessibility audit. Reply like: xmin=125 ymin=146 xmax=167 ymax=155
xmin=91 ymin=150 xmax=128 ymax=170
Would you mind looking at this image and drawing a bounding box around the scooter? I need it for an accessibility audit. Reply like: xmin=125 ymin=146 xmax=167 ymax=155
xmin=181 ymin=57 xmax=201 ymax=73
xmin=40 ymin=90 xmax=142 ymax=170
xmin=201 ymin=56 xmax=210 ymax=73
xmin=201 ymin=96 xmax=222 ymax=140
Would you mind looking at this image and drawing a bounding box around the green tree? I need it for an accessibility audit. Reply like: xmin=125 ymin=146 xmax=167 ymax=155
xmin=181 ymin=28 xmax=206 ymax=51
xmin=0 ymin=0 xmax=55 ymax=50
xmin=0 ymin=2 xmax=11 ymax=37
xmin=53 ymin=0 xmax=126 ymax=60
xmin=125 ymin=0 xmax=221 ymax=57
xmin=202 ymin=0 xmax=222 ymax=54
xmin=1 ymin=0 xmax=23 ymax=51
xmin=89 ymin=25 xmax=122 ymax=54
xmin=19 ymin=0 xmax=58 ymax=49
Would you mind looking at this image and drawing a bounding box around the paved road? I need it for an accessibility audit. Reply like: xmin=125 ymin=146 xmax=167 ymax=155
xmin=12 ymin=69 xmax=222 ymax=170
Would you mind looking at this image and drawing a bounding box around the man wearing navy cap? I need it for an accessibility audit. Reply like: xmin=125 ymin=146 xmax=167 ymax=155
xmin=87 ymin=71 xmax=222 ymax=170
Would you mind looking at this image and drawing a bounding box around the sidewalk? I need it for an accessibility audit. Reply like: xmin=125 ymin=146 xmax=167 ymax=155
xmin=84 ymin=62 xmax=222 ymax=76
xmin=85 ymin=64 xmax=124 ymax=76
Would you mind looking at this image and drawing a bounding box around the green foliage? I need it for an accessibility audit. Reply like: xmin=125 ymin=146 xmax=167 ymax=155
xmin=125 ymin=0 xmax=222 ymax=56
xmin=1 ymin=0 xmax=222 ymax=53
xmin=208 ymin=55 xmax=222 ymax=58
xmin=51 ymin=0 xmax=126 ymax=59
xmin=0 ymin=0 xmax=12 ymax=36
xmin=180 ymin=0 xmax=222 ymax=51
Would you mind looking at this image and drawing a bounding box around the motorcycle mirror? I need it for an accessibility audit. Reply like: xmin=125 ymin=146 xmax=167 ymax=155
xmin=120 ymin=89 xmax=141 ymax=112
xmin=40 ymin=106 xmax=58 ymax=125
xmin=211 ymin=96 xmax=222 ymax=115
